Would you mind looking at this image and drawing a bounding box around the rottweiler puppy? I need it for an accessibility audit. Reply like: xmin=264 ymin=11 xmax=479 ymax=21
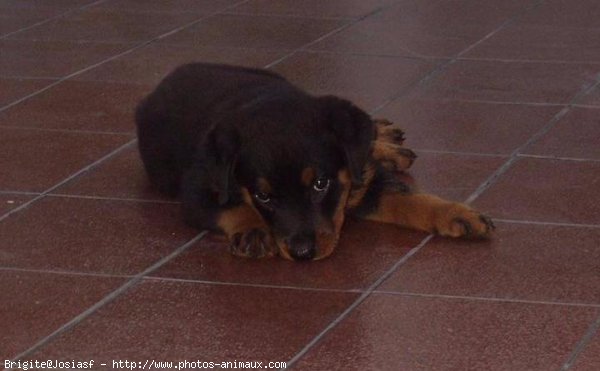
xmin=136 ymin=63 xmax=494 ymax=261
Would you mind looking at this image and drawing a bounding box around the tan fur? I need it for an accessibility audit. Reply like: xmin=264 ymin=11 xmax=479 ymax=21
xmin=313 ymin=168 xmax=352 ymax=260
xmin=346 ymin=162 xmax=375 ymax=209
xmin=301 ymin=167 xmax=316 ymax=187
xmin=363 ymin=192 xmax=493 ymax=238
xmin=218 ymin=188 xmax=277 ymax=258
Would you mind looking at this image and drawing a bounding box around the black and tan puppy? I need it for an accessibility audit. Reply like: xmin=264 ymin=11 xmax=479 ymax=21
xmin=136 ymin=63 xmax=494 ymax=261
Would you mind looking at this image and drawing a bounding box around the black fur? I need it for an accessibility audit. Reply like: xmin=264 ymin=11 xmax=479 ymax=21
xmin=136 ymin=63 xmax=375 ymax=246
xmin=348 ymin=163 xmax=411 ymax=218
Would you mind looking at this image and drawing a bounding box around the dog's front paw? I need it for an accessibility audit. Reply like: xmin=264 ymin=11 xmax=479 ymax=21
xmin=230 ymin=228 xmax=278 ymax=258
xmin=434 ymin=203 xmax=495 ymax=239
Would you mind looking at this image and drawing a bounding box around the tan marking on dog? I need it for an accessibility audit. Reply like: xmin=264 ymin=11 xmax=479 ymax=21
xmin=346 ymin=162 xmax=375 ymax=210
xmin=363 ymin=192 xmax=493 ymax=238
xmin=217 ymin=192 xmax=265 ymax=237
xmin=313 ymin=168 xmax=352 ymax=260
xmin=301 ymin=167 xmax=316 ymax=187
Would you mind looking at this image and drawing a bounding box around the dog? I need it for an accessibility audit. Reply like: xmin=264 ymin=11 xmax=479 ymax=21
xmin=136 ymin=63 xmax=494 ymax=261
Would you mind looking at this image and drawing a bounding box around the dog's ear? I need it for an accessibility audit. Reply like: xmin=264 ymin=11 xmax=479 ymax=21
xmin=319 ymin=96 xmax=375 ymax=185
xmin=204 ymin=124 xmax=239 ymax=205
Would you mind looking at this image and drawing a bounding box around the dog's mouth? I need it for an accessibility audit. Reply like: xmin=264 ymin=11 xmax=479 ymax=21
xmin=276 ymin=230 xmax=340 ymax=261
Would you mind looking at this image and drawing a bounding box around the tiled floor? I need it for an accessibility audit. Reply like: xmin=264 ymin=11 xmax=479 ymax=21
xmin=1 ymin=0 xmax=599 ymax=370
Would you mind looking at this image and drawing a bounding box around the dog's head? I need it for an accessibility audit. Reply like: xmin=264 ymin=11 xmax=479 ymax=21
xmin=207 ymin=95 xmax=375 ymax=261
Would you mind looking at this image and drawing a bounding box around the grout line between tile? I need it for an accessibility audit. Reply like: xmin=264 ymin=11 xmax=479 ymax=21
xmin=457 ymin=56 xmax=600 ymax=65
xmin=518 ymin=153 xmax=600 ymax=163
xmin=46 ymin=193 xmax=181 ymax=205
xmin=492 ymin=218 xmax=600 ymax=229
xmin=413 ymin=148 xmax=509 ymax=158
xmin=0 ymin=0 xmax=109 ymax=40
xmin=373 ymin=291 xmax=600 ymax=309
xmin=0 ymin=75 xmax=58 ymax=81
xmin=0 ymin=190 xmax=41 ymax=196
xmin=0 ymin=124 xmax=135 ymax=136
xmin=573 ymin=103 xmax=600 ymax=109
xmin=0 ymin=139 xmax=137 ymax=222
xmin=6 ymin=231 xmax=208 ymax=365
xmin=0 ymin=266 xmax=132 ymax=279
xmin=220 ymin=10 xmax=355 ymax=21
xmin=302 ymin=47 xmax=446 ymax=61
xmin=143 ymin=276 xmax=362 ymax=294
xmin=561 ymin=314 xmax=600 ymax=370
xmin=424 ymin=97 xmax=569 ymax=107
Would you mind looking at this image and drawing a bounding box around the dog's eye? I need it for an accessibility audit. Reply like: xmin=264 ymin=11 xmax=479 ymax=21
xmin=313 ymin=177 xmax=330 ymax=192
xmin=254 ymin=192 xmax=271 ymax=203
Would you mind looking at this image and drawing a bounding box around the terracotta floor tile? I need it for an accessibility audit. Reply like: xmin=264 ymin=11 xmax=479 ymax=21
xmin=29 ymin=280 xmax=358 ymax=362
xmin=9 ymin=8 xmax=203 ymax=43
xmin=0 ymin=128 xmax=131 ymax=192
xmin=0 ymin=77 xmax=53 ymax=107
xmin=310 ymin=0 xmax=536 ymax=58
xmin=0 ymin=39 xmax=133 ymax=78
xmin=518 ymin=0 xmax=600 ymax=28
xmin=154 ymin=219 xmax=426 ymax=290
xmin=230 ymin=0 xmax=395 ymax=18
xmin=466 ymin=24 xmax=600 ymax=63
xmin=378 ymin=98 xmax=559 ymax=155
xmin=272 ymin=52 xmax=439 ymax=111
xmin=0 ymin=197 xmax=197 ymax=274
xmin=421 ymin=60 xmax=599 ymax=104
xmin=380 ymin=222 xmax=600 ymax=303
xmin=579 ymin=85 xmax=600 ymax=107
xmin=573 ymin=330 xmax=600 ymax=371
xmin=310 ymin=17 xmax=476 ymax=59
xmin=525 ymin=107 xmax=600 ymax=160
xmin=473 ymin=157 xmax=600 ymax=225
xmin=0 ymin=0 xmax=95 ymax=10
xmin=0 ymin=7 xmax=59 ymax=36
xmin=294 ymin=294 xmax=599 ymax=370
xmin=54 ymin=146 xmax=171 ymax=201
xmin=73 ymin=43 xmax=289 ymax=85
xmin=0 ymin=270 xmax=124 ymax=359
xmin=0 ymin=194 xmax=34 ymax=215
xmin=376 ymin=0 xmax=539 ymax=26
xmin=0 ymin=80 xmax=150 ymax=132
xmin=162 ymin=14 xmax=347 ymax=50
xmin=407 ymin=151 xmax=506 ymax=202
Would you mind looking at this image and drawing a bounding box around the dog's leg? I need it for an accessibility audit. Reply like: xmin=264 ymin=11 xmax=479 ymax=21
xmin=216 ymin=204 xmax=278 ymax=258
xmin=358 ymin=191 xmax=494 ymax=238
xmin=372 ymin=119 xmax=417 ymax=171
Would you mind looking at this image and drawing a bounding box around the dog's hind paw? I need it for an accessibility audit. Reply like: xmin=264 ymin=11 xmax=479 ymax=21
xmin=374 ymin=119 xmax=406 ymax=145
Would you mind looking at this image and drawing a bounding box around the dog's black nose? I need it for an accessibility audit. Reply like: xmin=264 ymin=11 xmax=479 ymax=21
xmin=287 ymin=234 xmax=316 ymax=261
